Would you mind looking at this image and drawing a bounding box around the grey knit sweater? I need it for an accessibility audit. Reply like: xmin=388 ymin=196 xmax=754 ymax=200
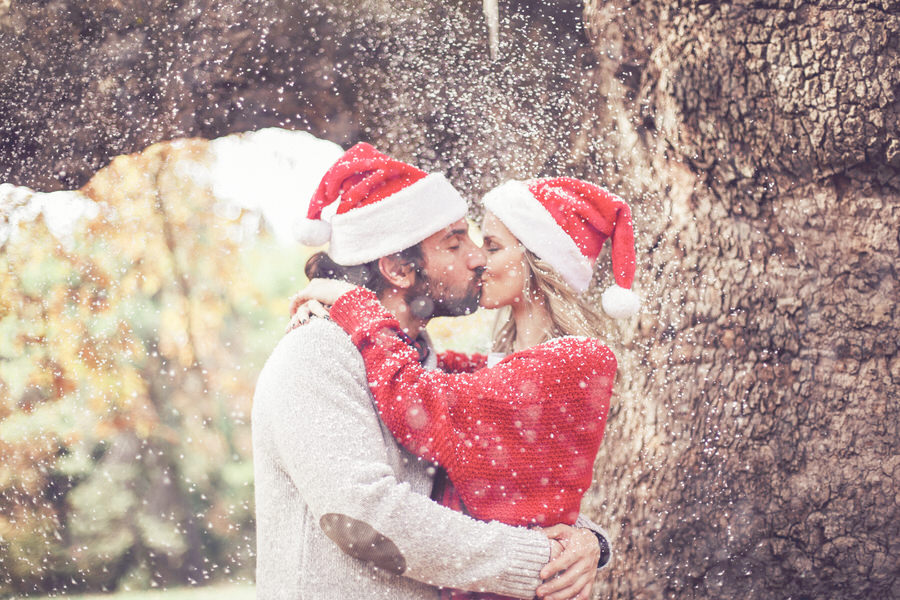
xmin=252 ymin=319 xmax=553 ymax=599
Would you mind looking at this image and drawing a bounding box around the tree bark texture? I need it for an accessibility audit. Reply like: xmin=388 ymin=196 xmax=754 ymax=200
xmin=580 ymin=1 xmax=899 ymax=598
xmin=0 ymin=0 xmax=360 ymax=190
xmin=0 ymin=0 xmax=595 ymax=194
xmin=2 ymin=0 xmax=898 ymax=598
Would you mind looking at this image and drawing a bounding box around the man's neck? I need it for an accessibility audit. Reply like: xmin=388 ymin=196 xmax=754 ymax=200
xmin=377 ymin=287 xmax=428 ymax=339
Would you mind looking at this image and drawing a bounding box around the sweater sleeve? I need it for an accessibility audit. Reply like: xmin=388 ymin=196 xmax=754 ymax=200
xmin=255 ymin=319 xmax=550 ymax=598
xmin=330 ymin=288 xmax=617 ymax=526
xmin=436 ymin=349 xmax=488 ymax=373
xmin=330 ymin=288 xmax=520 ymax=478
xmin=574 ymin=514 xmax=612 ymax=569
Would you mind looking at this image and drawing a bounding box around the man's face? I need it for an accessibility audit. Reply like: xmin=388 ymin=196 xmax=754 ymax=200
xmin=409 ymin=218 xmax=486 ymax=318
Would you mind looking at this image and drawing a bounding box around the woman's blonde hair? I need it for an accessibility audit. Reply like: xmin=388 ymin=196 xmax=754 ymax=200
xmin=491 ymin=250 xmax=610 ymax=354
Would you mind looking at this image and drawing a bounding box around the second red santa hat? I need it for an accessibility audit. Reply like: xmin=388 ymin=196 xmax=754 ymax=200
xmin=483 ymin=177 xmax=640 ymax=318
xmin=296 ymin=142 xmax=468 ymax=266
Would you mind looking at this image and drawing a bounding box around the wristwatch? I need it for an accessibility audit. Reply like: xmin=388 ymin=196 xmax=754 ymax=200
xmin=593 ymin=529 xmax=611 ymax=568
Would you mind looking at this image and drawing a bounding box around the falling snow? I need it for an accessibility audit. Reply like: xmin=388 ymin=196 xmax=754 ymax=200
xmin=2 ymin=1 xmax=898 ymax=599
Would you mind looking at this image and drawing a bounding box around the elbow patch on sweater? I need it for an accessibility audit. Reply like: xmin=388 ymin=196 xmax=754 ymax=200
xmin=319 ymin=513 xmax=406 ymax=575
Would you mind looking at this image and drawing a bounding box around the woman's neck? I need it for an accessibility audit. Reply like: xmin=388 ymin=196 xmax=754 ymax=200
xmin=510 ymin=295 xmax=553 ymax=353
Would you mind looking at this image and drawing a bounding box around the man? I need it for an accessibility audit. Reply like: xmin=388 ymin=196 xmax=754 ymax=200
xmin=252 ymin=143 xmax=609 ymax=599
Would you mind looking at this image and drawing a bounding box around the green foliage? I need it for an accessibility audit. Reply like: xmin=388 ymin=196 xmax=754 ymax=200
xmin=0 ymin=141 xmax=310 ymax=595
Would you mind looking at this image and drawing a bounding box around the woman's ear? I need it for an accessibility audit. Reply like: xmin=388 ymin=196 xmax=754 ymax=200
xmin=377 ymin=255 xmax=417 ymax=289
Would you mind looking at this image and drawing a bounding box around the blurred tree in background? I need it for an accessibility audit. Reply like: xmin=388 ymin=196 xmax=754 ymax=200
xmin=1 ymin=140 xmax=307 ymax=595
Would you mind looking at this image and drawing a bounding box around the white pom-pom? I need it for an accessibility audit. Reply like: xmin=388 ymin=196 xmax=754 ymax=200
xmin=295 ymin=219 xmax=332 ymax=246
xmin=601 ymin=285 xmax=640 ymax=319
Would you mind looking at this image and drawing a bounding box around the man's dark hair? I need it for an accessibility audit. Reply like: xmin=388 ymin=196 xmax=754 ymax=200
xmin=304 ymin=245 xmax=425 ymax=296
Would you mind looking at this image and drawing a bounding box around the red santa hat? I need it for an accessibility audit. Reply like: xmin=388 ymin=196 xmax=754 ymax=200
xmin=483 ymin=177 xmax=640 ymax=318
xmin=296 ymin=142 xmax=468 ymax=266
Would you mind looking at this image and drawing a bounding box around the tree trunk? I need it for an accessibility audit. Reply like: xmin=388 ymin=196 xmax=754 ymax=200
xmin=580 ymin=1 xmax=900 ymax=598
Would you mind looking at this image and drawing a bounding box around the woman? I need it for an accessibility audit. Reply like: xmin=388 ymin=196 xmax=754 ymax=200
xmin=294 ymin=177 xmax=640 ymax=599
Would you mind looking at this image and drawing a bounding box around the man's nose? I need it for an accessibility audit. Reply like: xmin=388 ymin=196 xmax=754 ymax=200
xmin=465 ymin=240 xmax=486 ymax=270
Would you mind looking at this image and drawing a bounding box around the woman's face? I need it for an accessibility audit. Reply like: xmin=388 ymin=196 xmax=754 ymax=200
xmin=479 ymin=211 xmax=528 ymax=310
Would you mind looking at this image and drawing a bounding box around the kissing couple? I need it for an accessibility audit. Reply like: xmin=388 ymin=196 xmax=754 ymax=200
xmin=252 ymin=142 xmax=640 ymax=600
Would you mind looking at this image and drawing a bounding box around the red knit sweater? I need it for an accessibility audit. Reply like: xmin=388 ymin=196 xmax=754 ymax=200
xmin=330 ymin=287 xmax=617 ymax=529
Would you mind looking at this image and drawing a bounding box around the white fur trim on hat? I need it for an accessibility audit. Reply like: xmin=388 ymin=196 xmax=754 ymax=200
xmin=328 ymin=173 xmax=468 ymax=266
xmin=483 ymin=180 xmax=594 ymax=292
xmin=295 ymin=218 xmax=333 ymax=246
xmin=601 ymin=284 xmax=640 ymax=319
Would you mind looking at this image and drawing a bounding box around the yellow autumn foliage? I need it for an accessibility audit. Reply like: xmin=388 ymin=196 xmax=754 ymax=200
xmin=0 ymin=139 xmax=307 ymax=594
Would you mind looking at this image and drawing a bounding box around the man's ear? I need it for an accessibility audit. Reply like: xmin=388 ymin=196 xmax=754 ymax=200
xmin=377 ymin=255 xmax=417 ymax=289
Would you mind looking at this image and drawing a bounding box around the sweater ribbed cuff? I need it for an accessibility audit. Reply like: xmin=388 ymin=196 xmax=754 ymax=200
xmin=490 ymin=527 xmax=550 ymax=599
xmin=330 ymin=287 xmax=398 ymax=341
xmin=574 ymin=514 xmax=612 ymax=570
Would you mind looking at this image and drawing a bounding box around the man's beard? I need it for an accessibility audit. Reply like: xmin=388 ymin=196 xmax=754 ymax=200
xmin=405 ymin=270 xmax=482 ymax=320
